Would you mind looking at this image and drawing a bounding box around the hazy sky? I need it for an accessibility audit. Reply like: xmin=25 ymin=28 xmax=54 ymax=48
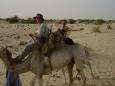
xmin=0 ymin=0 xmax=115 ymax=19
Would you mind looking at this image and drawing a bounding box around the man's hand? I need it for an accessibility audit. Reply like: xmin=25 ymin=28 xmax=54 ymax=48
xmin=29 ymin=33 xmax=38 ymax=37
xmin=29 ymin=33 xmax=33 ymax=37
xmin=29 ymin=33 xmax=39 ymax=41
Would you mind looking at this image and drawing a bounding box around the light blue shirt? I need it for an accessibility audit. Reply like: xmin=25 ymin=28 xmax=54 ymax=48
xmin=36 ymin=23 xmax=50 ymax=38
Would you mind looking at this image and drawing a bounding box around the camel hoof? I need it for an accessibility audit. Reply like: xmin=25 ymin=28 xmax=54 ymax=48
xmin=62 ymin=83 xmax=68 ymax=86
xmin=77 ymin=76 xmax=81 ymax=81
xmin=93 ymin=75 xmax=100 ymax=79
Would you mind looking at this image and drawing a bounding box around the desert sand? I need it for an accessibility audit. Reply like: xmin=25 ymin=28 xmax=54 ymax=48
xmin=0 ymin=22 xmax=115 ymax=86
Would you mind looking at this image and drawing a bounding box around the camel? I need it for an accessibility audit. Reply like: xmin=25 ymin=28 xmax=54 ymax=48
xmin=0 ymin=29 xmax=94 ymax=86
xmin=0 ymin=31 xmax=92 ymax=86
xmin=29 ymin=30 xmax=94 ymax=85
xmin=0 ymin=41 xmax=90 ymax=86
xmin=37 ymin=29 xmax=94 ymax=85
xmin=50 ymin=29 xmax=94 ymax=78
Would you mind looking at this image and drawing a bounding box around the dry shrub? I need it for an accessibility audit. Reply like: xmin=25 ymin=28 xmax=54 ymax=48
xmin=107 ymin=24 xmax=112 ymax=29
xmin=91 ymin=26 xmax=101 ymax=32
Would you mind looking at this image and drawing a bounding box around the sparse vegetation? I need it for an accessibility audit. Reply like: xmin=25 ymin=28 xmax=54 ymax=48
xmin=76 ymin=19 xmax=95 ymax=24
xmin=0 ymin=18 xmax=2 ymax=20
xmin=6 ymin=16 xmax=19 ymax=23
xmin=2 ymin=16 xmax=115 ymax=24
xmin=19 ymin=18 xmax=36 ymax=24
xmin=68 ymin=19 xmax=76 ymax=24
xmin=107 ymin=24 xmax=112 ymax=29
xmin=106 ymin=20 xmax=112 ymax=24
xmin=91 ymin=26 xmax=101 ymax=32
xmin=93 ymin=19 xmax=105 ymax=25
xmin=76 ymin=19 xmax=106 ymax=25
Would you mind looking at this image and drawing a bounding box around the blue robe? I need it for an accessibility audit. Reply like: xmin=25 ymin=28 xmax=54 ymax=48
xmin=6 ymin=70 xmax=21 ymax=86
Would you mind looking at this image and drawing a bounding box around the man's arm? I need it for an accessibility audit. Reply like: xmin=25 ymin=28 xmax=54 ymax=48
xmin=29 ymin=33 xmax=38 ymax=37
xmin=29 ymin=33 xmax=39 ymax=41
xmin=66 ymin=28 xmax=84 ymax=32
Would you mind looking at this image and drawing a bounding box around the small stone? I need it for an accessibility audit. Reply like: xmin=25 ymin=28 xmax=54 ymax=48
xmin=19 ymin=41 xmax=27 ymax=45
xmin=15 ymin=35 xmax=20 ymax=39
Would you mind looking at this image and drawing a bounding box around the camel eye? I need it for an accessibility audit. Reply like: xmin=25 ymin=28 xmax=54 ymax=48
xmin=51 ymin=35 xmax=54 ymax=40
xmin=56 ymin=37 xmax=60 ymax=41
xmin=49 ymin=34 xmax=54 ymax=40
xmin=3 ymin=48 xmax=6 ymax=52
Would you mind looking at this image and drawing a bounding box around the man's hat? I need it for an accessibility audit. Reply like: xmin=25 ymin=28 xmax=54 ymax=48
xmin=33 ymin=13 xmax=44 ymax=20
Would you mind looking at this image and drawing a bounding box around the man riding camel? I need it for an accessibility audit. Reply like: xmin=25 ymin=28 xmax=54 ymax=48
xmin=14 ymin=13 xmax=50 ymax=62
xmin=60 ymin=20 xmax=84 ymax=45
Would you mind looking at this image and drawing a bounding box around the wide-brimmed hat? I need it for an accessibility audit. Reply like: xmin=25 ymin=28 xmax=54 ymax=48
xmin=33 ymin=13 xmax=44 ymax=21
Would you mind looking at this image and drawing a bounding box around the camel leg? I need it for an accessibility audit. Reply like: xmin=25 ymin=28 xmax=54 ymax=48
xmin=78 ymin=69 xmax=86 ymax=86
xmin=61 ymin=57 xmax=75 ymax=85
xmin=85 ymin=61 xmax=95 ymax=79
xmin=76 ymin=69 xmax=80 ymax=80
xmin=37 ymin=74 xmax=44 ymax=86
xmin=30 ymin=76 xmax=36 ymax=86
xmin=67 ymin=59 xmax=74 ymax=86
xmin=46 ymin=73 xmax=53 ymax=85
xmin=62 ymin=68 xmax=67 ymax=84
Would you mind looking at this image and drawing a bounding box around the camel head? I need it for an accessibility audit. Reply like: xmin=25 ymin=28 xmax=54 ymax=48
xmin=0 ymin=47 xmax=12 ymax=65
xmin=0 ymin=47 xmax=8 ymax=59
xmin=55 ymin=29 xmax=64 ymax=42
xmin=54 ymin=29 xmax=64 ymax=47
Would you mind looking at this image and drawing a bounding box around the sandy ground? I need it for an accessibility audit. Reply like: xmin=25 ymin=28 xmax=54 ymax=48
xmin=0 ymin=22 xmax=115 ymax=86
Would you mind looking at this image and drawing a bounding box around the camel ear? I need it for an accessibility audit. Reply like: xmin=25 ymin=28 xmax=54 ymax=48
xmin=82 ymin=42 xmax=87 ymax=47
xmin=3 ymin=47 xmax=6 ymax=52
xmin=49 ymin=34 xmax=55 ymax=41
xmin=5 ymin=46 xmax=8 ymax=49
xmin=2 ymin=46 xmax=7 ymax=52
